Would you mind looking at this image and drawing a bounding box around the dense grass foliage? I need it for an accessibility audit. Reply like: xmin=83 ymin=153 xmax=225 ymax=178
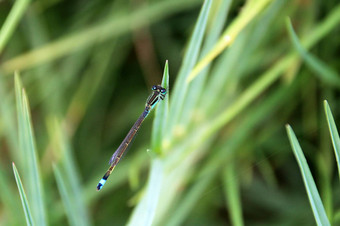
xmin=0 ymin=0 xmax=340 ymax=225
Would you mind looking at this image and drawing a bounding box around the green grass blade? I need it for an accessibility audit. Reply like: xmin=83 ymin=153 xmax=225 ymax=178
xmin=48 ymin=118 xmax=91 ymax=226
xmin=12 ymin=162 xmax=34 ymax=226
xmin=127 ymin=158 xmax=164 ymax=226
xmin=0 ymin=0 xmax=31 ymax=53
xmin=200 ymin=0 xmax=285 ymax=116
xmin=0 ymin=163 xmax=26 ymax=225
xmin=53 ymin=164 xmax=88 ymax=226
xmin=15 ymin=73 xmax=47 ymax=226
xmin=223 ymin=160 xmax=244 ymax=226
xmin=14 ymin=72 xmax=25 ymax=165
xmin=179 ymin=0 xmax=232 ymax=127
xmin=164 ymin=172 xmax=211 ymax=226
xmin=335 ymin=210 xmax=340 ymax=225
xmin=286 ymin=124 xmax=330 ymax=226
xmin=151 ymin=60 xmax=169 ymax=154
xmin=324 ymin=100 xmax=340 ymax=179
xmin=166 ymin=0 xmax=212 ymax=139
xmin=0 ymin=0 xmax=201 ymax=74
xmin=166 ymin=80 xmax=298 ymax=226
xmin=286 ymin=19 xmax=340 ymax=88
xmin=203 ymin=4 xmax=340 ymax=140
xmin=53 ymin=164 xmax=73 ymax=225
xmin=187 ymin=0 xmax=272 ymax=81
xmin=0 ymin=76 xmax=18 ymax=154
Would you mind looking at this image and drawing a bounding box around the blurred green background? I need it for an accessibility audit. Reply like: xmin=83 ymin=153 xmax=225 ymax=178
xmin=1 ymin=0 xmax=340 ymax=225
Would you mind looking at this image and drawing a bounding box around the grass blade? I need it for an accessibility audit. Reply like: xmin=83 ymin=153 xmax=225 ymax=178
xmin=151 ymin=60 xmax=169 ymax=154
xmin=166 ymin=80 xmax=298 ymax=226
xmin=324 ymin=100 xmax=340 ymax=179
xmin=0 ymin=0 xmax=30 ymax=53
xmin=12 ymin=162 xmax=34 ymax=226
xmin=14 ymin=72 xmax=25 ymax=165
xmin=0 ymin=76 xmax=18 ymax=155
xmin=223 ymin=160 xmax=244 ymax=226
xmin=200 ymin=0 xmax=285 ymax=117
xmin=286 ymin=19 xmax=340 ymax=88
xmin=0 ymin=0 xmax=201 ymax=73
xmin=286 ymin=124 xmax=330 ymax=226
xmin=166 ymin=0 xmax=212 ymax=139
xmin=15 ymin=73 xmax=47 ymax=226
xmin=179 ymin=0 xmax=232 ymax=127
xmin=187 ymin=0 xmax=272 ymax=82
xmin=203 ymin=4 xmax=340 ymax=141
xmin=0 ymin=164 xmax=25 ymax=225
xmin=53 ymin=164 xmax=87 ymax=226
xmin=127 ymin=158 xmax=164 ymax=226
xmin=335 ymin=210 xmax=340 ymax=225
xmin=48 ymin=118 xmax=91 ymax=226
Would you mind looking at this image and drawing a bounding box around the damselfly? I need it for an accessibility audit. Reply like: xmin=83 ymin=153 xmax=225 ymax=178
xmin=97 ymin=85 xmax=167 ymax=191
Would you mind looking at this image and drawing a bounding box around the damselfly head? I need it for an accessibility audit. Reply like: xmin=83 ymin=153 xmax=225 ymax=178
xmin=151 ymin=85 xmax=167 ymax=95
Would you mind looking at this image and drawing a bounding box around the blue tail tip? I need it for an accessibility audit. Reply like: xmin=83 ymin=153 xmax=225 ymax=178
xmin=96 ymin=178 xmax=106 ymax=191
xmin=96 ymin=183 xmax=103 ymax=191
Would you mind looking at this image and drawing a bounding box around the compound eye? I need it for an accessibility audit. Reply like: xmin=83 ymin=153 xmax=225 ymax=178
xmin=152 ymin=85 xmax=157 ymax=90
xmin=161 ymin=88 xmax=166 ymax=94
